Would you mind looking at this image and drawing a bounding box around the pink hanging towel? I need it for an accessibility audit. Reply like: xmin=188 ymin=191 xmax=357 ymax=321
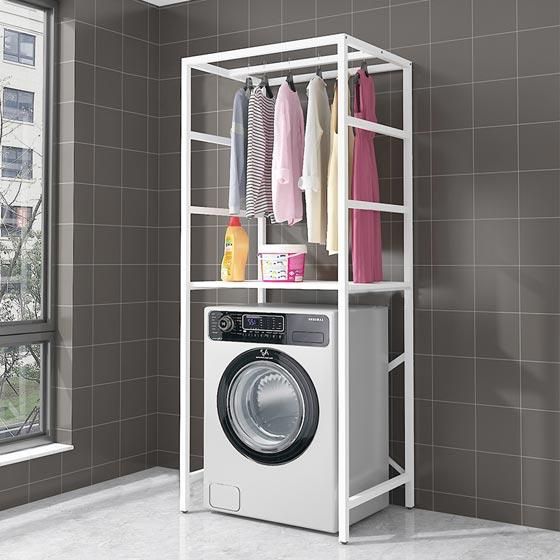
xmin=351 ymin=69 xmax=383 ymax=283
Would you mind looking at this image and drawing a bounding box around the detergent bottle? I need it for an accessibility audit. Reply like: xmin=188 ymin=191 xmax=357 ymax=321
xmin=221 ymin=217 xmax=249 ymax=281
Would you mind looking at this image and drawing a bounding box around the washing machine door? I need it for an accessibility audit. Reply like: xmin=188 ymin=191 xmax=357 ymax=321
xmin=217 ymin=348 xmax=319 ymax=465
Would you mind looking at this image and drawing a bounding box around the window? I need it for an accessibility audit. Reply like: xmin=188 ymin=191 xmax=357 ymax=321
xmin=1 ymin=205 xmax=32 ymax=235
xmin=3 ymin=88 xmax=34 ymax=122
xmin=0 ymin=1 xmax=54 ymax=449
xmin=3 ymin=29 xmax=35 ymax=66
xmin=2 ymin=147 xmax=33 ymax=179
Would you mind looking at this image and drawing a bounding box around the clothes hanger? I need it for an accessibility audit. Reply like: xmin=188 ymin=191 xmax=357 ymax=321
xmin=360 ymin=60 xmax=369 ymax=77
xmin=316 ymin=65 xmax=323 ymax=79
xmin=244 ymin=77 xmax=254 ymax=92
xmin=260 ymin=74 xmax=273 ymax=98
xmin=258 ymin=59 xmax=273 ymax=98
xmin=286 ymin=71 xmax=296 ymax=91
xmin=286 ymin=58 xmax=296 ymax=91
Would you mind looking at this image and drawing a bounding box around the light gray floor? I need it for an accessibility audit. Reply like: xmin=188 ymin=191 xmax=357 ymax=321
xmin=0 ymin=467 xmax=558 ymax=560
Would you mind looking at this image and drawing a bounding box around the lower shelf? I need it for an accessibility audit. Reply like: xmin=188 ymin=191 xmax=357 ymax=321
xmin=188 ymin=280 xmax=410 ymax=293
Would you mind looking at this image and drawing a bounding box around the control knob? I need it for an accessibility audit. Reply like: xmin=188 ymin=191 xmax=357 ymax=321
xmin=218 ymin=315 xmax=235 ymax=333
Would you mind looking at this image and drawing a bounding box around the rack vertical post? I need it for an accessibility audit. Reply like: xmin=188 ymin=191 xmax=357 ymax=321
xmin=336 ymin=34 xmax=351 ymax=544
xmin=179 ymin=59 xmax=192 ymax=512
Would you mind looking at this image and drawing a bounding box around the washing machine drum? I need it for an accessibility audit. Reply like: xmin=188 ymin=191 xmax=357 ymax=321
xmin=217 ymin=348 xmax=319 ymax=465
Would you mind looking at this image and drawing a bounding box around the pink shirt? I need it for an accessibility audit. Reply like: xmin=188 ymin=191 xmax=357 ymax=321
xmin=272 ymin=82 xmax=304 ymax=225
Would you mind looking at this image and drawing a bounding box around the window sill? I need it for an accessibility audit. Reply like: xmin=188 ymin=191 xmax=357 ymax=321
xmin=2 ymin=59 xmax=36 ymax=69
xmin=0 ymin=443 xmax=73 ymax=468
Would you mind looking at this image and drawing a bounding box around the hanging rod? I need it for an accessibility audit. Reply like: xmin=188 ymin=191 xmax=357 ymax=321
xmin=194 ymin=62 xmax=401 ymax=86
xmin=265 ymin=65 xmax=399 ymax=85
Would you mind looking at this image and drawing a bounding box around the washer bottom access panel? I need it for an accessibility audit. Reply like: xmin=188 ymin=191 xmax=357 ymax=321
xmin=203 ymin=304 xmax=389 ymax=533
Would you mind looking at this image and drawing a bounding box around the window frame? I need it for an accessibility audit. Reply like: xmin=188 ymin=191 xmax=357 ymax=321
xmin=3 ymin=87 xmax=35 ymax=123
xmin=0 ymin=0 xmax=57 ymax=452
xmin=3 ymin=28 xmax=36 ymax=66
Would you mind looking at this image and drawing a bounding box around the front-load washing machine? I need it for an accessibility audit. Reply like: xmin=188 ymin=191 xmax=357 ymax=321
xmin=203 ymin=304 xmax=388 ymax=533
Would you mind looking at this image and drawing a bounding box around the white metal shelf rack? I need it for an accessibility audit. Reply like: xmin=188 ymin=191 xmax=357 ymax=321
xmin=180 ymin=33 xmax=414 ymax=544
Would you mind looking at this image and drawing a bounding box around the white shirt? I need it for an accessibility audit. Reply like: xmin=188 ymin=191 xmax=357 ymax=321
xmin=299 ymin=76 xmax=331 ymax=244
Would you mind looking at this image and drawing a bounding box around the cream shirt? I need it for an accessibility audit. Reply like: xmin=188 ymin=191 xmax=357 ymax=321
xmin=299 ymin=76 xmax=331 ymax=244
xmin=326 ymin=85 xmax=354 ymax=255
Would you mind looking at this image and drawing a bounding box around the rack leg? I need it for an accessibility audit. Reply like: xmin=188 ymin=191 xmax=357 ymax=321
xmin=179 ymin=60 xmax=192 ymax=513
xmin=402 ymin=62 xmax=415 ymax=510
xmin=336 ymin=35 xmax=350 ymax=545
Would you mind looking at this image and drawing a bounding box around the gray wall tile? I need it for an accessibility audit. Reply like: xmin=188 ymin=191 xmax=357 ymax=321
xmin=518 ymin=75 xmax=560 ymax=124
xmin=521 ymin=361 xmax=560 ymax=411
xmin=477 ymin=452 xmax=521 ymax=503
xmin=433 ymin=447 xmax=475 ymax=495
xmin=523 ymin=458 xmax=560 ymax=509
xmin=433 ymin=356 xmax=475 ymax=403
xmin=521 ymin=314 xmax=560 ymax=363
xmin=431 ymin=85 xmax=473 ymax=131
xmin=431 ymin=0 xmax=472 ymax=42
xmin=431 ymin=38 xmax=472 ymax=86
xmin=391 ymin=1 xmax=429 ymax=47
xmin=473 ymin=0 xmax=516 ymax=36
xmin=474 ymin=33 xmax=516 ymax=81
xmin=474 ymin=80 xmax=517 ymax=127
xmin=518 ymin=27 xmax=560 ymax=77
xmin=477 ymin=405 xmax=520 ymax=454
xmin=476 ymin=358 xmax=520 ymax=407
xmin=519 ymin=123 xmax=560 ymax=171
xmin=434 ymin=402 xmax=476 ymax=448
xmin=522 ymin=410 xmax=560 ymax=460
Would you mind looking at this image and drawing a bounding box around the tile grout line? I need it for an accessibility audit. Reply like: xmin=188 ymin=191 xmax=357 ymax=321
xmin=89 ymin=0 xmax=98 ymax=489
xmin=427 ymin=0 xmax=435 ymax=511
xmin=155 ymin=0 xmax=163 ymax=466
xmin=470 ymin=0 xmax=478 ymax=520
xmin=144 ymin=2 xmax=152 ymax=473
xmin=515 ymin=0 xmax=524 ymax=525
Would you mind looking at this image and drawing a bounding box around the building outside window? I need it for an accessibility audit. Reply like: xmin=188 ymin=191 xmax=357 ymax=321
xmin=3 ymin=28 xmax=35 ymax=66
xmin=2 ymin=146 xmax=33 ymax=179
xmin=3 ymin=87 xmax=34 ymax=122
xmin=0 ymin=0 xmax=54 ymax=448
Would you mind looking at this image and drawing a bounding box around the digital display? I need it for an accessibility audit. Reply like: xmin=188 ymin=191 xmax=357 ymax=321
xmin=242 ymin=314 xmax=285 ymax=332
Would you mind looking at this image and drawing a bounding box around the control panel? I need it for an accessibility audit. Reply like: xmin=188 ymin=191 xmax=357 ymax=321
xmin=208 ymin=310 xmax=329 ymax=347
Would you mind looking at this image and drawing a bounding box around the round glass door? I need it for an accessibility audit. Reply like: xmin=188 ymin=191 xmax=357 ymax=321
xmin=217 ymin=349 xmax=319 ymax=465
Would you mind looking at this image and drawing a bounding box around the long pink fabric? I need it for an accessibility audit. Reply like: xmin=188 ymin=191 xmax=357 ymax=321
xmin=351 ymin=69 xmax=383 ymax=283
xmin=272 ymin=82 xmax=304 ymax=225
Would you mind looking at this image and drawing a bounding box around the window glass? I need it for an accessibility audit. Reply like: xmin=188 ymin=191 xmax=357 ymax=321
xmin=3 ymin=29 xmax=35 ymax=65
xmin=3 ymin=88 xmax=34 ymax=122
xmin=0 ymin=343 xmax=43 ymax=441
xmin=3 ymin=29 xmax=19 ymax=62
xmin=2 ymin=146 xmax=33 ymax=179
xmin=18 ymin=32 xmax=35 ymax=65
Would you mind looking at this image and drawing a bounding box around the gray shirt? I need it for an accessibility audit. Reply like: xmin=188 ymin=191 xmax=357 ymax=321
xmin=228 ymin=88 xmax=250 ymax=215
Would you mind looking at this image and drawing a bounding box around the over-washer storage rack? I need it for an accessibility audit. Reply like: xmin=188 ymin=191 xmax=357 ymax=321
xmin=179 ymin=33 xmax=414 ymax=544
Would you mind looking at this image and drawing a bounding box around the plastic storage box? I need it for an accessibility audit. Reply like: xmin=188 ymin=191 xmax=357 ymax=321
xmin=258 ymin=244 xmax=307 ymax=282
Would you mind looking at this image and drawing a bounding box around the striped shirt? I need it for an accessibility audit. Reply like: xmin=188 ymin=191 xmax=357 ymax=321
xmin=246 ymin=86 xmax=275 ymax=220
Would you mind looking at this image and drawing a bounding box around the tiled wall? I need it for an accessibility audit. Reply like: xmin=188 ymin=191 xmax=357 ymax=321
xmin=0 ymin=0 xmax=160 ymax=509
xmin=158 ymin=0 xmax=560 ymax=532
xmin=1 ymin=0 xmax=559 ymax=535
